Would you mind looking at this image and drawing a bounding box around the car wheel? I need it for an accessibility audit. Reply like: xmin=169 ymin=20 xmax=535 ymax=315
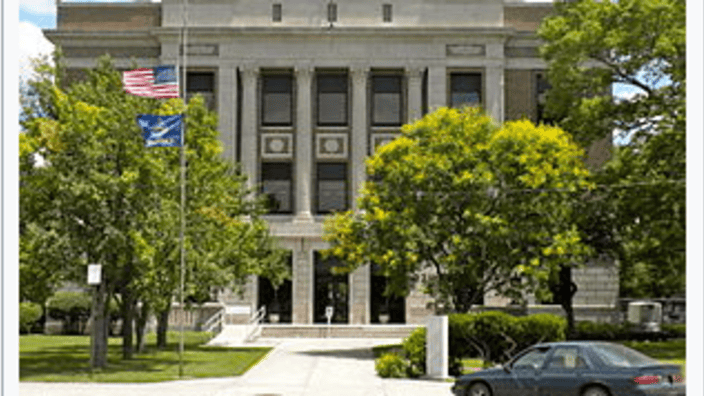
xmin=467 ymin=382 xmax=491 ymax=396
xmin=582 ymin=385 xmax=610 ymax=396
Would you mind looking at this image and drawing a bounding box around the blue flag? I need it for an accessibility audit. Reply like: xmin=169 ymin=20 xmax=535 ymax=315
xmin=136 ymin=114 xmax=183 ymax=147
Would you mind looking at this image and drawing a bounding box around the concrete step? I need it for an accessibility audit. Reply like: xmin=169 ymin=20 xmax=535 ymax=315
xmin=260 ymin=324 xmax=420 ymax=339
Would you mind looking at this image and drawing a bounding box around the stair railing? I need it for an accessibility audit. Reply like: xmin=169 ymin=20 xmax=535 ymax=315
xmin=246 ymin=305 xmax=266 ymax=342
xmin=201 ymin=306 xmax=226 ymax=337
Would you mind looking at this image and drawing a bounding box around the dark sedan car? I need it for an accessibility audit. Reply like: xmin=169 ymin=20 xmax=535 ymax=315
xmin=451 ymin=341 xmax=685 ymax=396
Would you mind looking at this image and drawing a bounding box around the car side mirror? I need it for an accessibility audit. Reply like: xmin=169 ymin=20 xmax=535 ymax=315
xmin=503 ymin=364 xmax=511 ymax=373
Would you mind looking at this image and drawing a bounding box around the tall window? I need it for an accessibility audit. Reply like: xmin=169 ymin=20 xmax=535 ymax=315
xmin=382 ymin=4 xmax=392 ymax=22
xmin=327 ymin=3 xmax=338 ymax=23
xmin=261 ymin=75 xmax=293 ymax=126
xmin=272 ymin=3 xmax=282 ymax=22
xmin=317 ymin=74 xmax=348 ymax=126
xmin=186 ymin=71 xmax=215 ymax=110
xmin=372 ymin=75 xmax=403 ymax=126
xmin=261 ymin=162 xmax=293 ymax=213
xmin=316 ymin=162 xmax=347 ymax=213
xmin=450 ymin=73 xmax=482 ymax=108
xmin=536 ymin=71 xmax=552 ymax=123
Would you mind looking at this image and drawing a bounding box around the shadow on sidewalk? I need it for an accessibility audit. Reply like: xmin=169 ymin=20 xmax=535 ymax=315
xmin=296 ymin=348 xmax=375 ymax=360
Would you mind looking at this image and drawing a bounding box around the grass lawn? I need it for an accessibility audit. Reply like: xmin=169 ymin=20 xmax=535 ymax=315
xmin=20 ymin=331 xmax=271 ymax=383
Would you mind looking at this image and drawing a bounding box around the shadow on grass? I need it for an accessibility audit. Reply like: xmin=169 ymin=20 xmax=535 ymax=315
xmin=20 ymin=335 xmax=272 ymax=382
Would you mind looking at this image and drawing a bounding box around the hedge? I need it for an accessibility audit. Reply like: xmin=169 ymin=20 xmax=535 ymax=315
xmin=46 ymin=291 xmax=92 ymax=335
xmin=374 ymin=311 xmax=568 ymax=378
xmin=19 ymin=302 xmax=42 ymax=334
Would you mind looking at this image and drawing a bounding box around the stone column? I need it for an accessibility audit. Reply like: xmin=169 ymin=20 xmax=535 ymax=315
xmin=294 ymin=64 xmax=314 ymax=222
xmin=292 ymin=240 xmax=313 ymax=324
xmin=218 ymin=64 xmax=238 ymax=163
xmin=485 ymin=66 xmax=505 ymax=124
xmin=350 ymin=65 xmax=369 ymax=210
xmin=427 ymin=65 xmax=447 ymax=111
xmin=406 ymin=65 xmax=424 ymax=122
xmin=349 ymin=65 xmax=371 ymax=325
xmin=240 ymin=65 xmax=259 ymax=189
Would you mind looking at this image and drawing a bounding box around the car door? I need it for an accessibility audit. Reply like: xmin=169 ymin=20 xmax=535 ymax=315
xmin=536 ymin=346 xmax=591 ymax=396
xmin=494 ymin=346 xmax=551 ymax=396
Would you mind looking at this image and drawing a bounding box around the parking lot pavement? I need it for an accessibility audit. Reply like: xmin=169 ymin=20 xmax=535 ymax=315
xmin=19 ymin=338 xmax=454 ymax=396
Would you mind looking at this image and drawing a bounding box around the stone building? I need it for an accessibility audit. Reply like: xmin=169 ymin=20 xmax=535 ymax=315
xmin=44 ymin=0 xmax=617 ymax=330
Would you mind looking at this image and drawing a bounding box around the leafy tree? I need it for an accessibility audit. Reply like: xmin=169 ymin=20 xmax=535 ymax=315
xmin=323 ymin=107 xmax=593 ymax=327
xmin=538 ymin=0 xmax=686 ymax=298
xmin=20 ymin=55 xmax=286 ymax=365
xmin=538 ymin=0 xmax=685 ymax=147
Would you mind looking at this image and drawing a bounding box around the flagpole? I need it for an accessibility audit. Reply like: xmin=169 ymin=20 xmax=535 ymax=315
xmin=179 ymin=0 xmax=188 ymax=379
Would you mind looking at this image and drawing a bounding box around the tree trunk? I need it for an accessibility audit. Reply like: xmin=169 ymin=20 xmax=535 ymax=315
xmin=91 ymin=283 xmax=109 ymax=369
xmin=121 ymin=287 xmax=135 ymax=359
xmin=558 ymin=265 xmax=578 ymax=338
xmin=156 ymin=307 xmax=170 ymax=350
xmin=135 ymin=302 xmax=150 ymax=354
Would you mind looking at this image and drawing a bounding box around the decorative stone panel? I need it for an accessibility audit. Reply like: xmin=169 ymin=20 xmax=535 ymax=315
xmin=446 ymin=44 xmax=485 ymax=57
xmin=371 ymin=133 xmax=400 ymax=154
xmin=315 ymin=133 xmax=348 ymax=160
xmin=261 ymin=133 xmax=294 ymax=159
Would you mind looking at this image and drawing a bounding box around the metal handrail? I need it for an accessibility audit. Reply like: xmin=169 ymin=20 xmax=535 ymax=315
xmin=201 ymin=307 xmax=225 ymax=335
xmin=245 ymin=305 xmax=266 ymax=342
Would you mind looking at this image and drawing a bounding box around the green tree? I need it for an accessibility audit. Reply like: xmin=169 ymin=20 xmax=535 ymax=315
xmin=538 ymin=0 xmax=685 ymax=147
xmin=538 ymin=0 xmax=686 ymax=298
xmin=323 ymin=107 xmax=592 ymax=330
xmin=20 ymin=55 xmax=286 ymax=365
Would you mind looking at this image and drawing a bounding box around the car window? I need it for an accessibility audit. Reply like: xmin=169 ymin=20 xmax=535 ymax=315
xmin=546 ymin=347 xmax=588 ymax=370
xmin=590 ymin=344 xmax=659 ymax=367
xmin=512 ymin=347 xmax=550 ymax=369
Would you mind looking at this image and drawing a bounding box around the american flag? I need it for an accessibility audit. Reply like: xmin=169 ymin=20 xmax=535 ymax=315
xmin=123 ymin=65 xmax=179 ymax=99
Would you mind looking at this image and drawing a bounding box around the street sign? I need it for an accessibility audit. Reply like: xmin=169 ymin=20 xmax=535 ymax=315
xmin=87 ymin=264 xmax=102 ymax=285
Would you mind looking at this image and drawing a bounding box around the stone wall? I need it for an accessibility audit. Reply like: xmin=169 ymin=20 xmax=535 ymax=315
xmin=58 ymin=4 xmax=161 ymax=31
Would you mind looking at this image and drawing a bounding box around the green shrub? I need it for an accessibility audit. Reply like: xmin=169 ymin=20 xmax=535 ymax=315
xmin=662 ymin=323 xmax=685 ymax=338
xmin=47 ymin=291 xmax=92 ymax=335
xmin=572 ymin=321 xmax=630 ymax=341
xmin=515 ymin=314 xmax=567 ymax=351
xmin=375 ymin=353 xmax=408 ymax=378
xmin=19 ymin=302 xmax=42 ymax=334
xmin=402 ymin=326 xmax=426 ymax=378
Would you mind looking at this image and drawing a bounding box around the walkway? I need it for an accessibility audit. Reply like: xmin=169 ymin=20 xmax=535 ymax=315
xmin=19 ymin=338 xmax=454 ymax=396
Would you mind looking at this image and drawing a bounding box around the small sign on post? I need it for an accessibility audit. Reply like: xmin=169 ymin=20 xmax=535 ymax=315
xmin=87 ymin=264 xmax=102 ymax=285
xmin=325 ymin=306 xmax=334 ymax=324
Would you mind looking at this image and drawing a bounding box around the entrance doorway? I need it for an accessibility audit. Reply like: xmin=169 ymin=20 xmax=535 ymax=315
xmin=257 ymin=253 xmax=293 ymax=323
xmin=370 ymin=264 xmax=405 ymax=324
xmin=314 ymin=252 xmax=349 ymax=324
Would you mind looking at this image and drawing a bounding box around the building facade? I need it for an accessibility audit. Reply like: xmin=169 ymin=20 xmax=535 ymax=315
xmin=45 ymin=0 xmax=617 ymax=327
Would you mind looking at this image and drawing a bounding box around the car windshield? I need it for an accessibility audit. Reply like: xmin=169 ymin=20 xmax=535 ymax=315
xmin=590 ymin=344 xmax=659 ymax=367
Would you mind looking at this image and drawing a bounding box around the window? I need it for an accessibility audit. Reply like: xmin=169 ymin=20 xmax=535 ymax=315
xmin=262 ymin=75 xmax=293 ymax=126
xmin=547 ymin=347 xmax=588 ymax=370
xmin=261 ymin=162 xmax=293 ymax=213
xmin=383 ymin=4 xmax=392 ymax=22
xmin=372 ymin=75 xmax=403 ymax=126
xmin=536 ymin=72 xmax=552 ymax=123
xmin=327 ymin=3 xmax=337 ymax=23
xmin=186 ymin=71 xmax=215 ymax=110
xmin=511 ymin=347 xmax=550 ymax=370
xmin=317 ymin=74 xmax=348 ymax=126
xmin=317 ymin=162 xmax=347 ymax=213
xmin=450 ymin=73 xmax=482 ymax=108
xmin=272 ymin=3 xmax=282 ymax=22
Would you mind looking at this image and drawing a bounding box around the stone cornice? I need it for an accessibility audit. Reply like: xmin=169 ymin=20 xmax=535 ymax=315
xmin=151 ymin=26 xmax=519 ymax=39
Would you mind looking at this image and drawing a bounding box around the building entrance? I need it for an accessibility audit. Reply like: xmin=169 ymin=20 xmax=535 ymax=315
xmin=370 ymin=264 xmax=405 ymax=324
xmin=257 ymin=254 xmax=292 ymax=323
xmin=314 ymin=252 xmax=349 ymax=324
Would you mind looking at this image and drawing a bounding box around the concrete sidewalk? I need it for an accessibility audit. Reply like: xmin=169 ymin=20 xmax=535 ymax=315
xmin=20 ymin=338 xmax=453 ymax=396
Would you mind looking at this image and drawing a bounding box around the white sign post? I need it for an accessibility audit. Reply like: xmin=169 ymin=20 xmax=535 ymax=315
xmin=426 ymin=315 xmax=449 ymax=379
xmin=325 ymin=306 xmax=334 ymax=338
xmin=87 ymin=264 xmax=102 ymax=285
